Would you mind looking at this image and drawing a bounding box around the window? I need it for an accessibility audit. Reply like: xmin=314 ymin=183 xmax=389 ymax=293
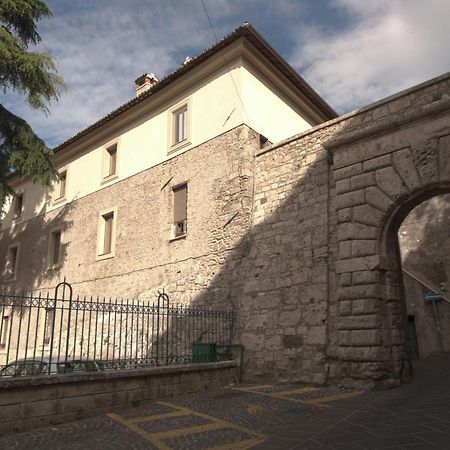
xmin=4 ymin=244 xmax=19 ymax=280
xmin=48 ymin=230 xmax=62 ymax=268
xmin=173 ymin=184 xmax=187 ymax=238
xmin=43 ymin=308 xmax=54 ymax=344
xmin=169 ymin=100 xmax=191 ymax=151
xmin=174 ymin=105 xmax=188 ymax=144
xmin=97 ymin=208 xmax=117 ymax=259
xmin=0 ymin=316 xmax=10 ymax=347
xmin=102 ymin=142 xmax=118 ymax=181
xmin=13 ymin=193 xmax=23 ymax=220
xmin=55 ymin=170 xmax=67 ymax=200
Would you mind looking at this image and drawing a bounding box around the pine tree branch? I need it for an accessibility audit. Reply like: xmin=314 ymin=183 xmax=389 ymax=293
xmin=0 ymin=0 xmax=51 ymax=45
xmin=0 ymin=103 xmax=57 ymax=206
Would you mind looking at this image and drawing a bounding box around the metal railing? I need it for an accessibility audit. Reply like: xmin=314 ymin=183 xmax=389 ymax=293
xmin=0 ymin=281 xmax=235 ymax=377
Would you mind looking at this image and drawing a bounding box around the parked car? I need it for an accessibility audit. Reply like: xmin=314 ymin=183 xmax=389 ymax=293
xmin=56 ymin=360 xmax=102 ymax=374
xmin=0 ymin=358 xmax=103 ymax=377
xmin=0 ymin=359 xmax=49 ymax=377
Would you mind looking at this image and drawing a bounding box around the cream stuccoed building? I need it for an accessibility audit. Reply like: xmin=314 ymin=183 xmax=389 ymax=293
xmin=1 ymin=23 xmax=450 ymax=387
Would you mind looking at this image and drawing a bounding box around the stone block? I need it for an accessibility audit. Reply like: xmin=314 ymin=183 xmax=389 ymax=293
xmin=339 ymin=241 xmax=352 ymax=259
xmin=365 ymin=186 xmax=392 ymax=212
xmin=306 ymin=326 xmax=326 ymax=345
xmin=392 ymin=148 xmax=422 ymax=191
xmin=351 ymin=172 xmax=376 ymax=190
xmin=337 ymin=222 xmax=378 ymax=241
xmin=412 ymin=138 xmax=439 ymax=185
xmin=333 ymin=163 xmax=362 ymax=181
xmin=337 ymin=207 xmax=352 ymax=223
xmin=439 ymin=134 xmax=450 ymax=182
xmin=350 ymin=329 xmax=382 ymax=346
xmin=61 ymin=395 xmax=92 ymax=413
xmin=352 ymin=298 xmax=379 ymax=315
xmin=338 ymin=314 xmax=380 ymax=330
xmin=336 ymin=178 xmax=351 ymax=194
xmin=340 ymin=273 xmax=352 ymax=287
xmin=283 ymin=335 xmax=303 ymax=349
xmin=353 ymin=204 xmax=384 ymax=226
xmin=363 ymin=154 xmax=391 ymax=172
xmin=337 ymin=346 xmax=388 ymax=361
xmin=338 ymin=330 xmax=351 ymax=346
xmin=375 ymin=167 xmax=408 ymax=201
xmin=389 ymin=95 xmax=411 ymax=113
xmin=351 ymin=240 xmax=377 ymax=257
xmin=338 ymin=284 xmax=379 ymax=299
xmin=335 ymin=189 xmax=365 ymax=209
xmin=21 ymin=399 xmax=59 ymax=418
xmin=265 ymin=335 xmax=282 ymax=351
xmin=0 ymin=403 xmax=21 ymax=421
xmin=336 ymin=255 xmax=379 ymax=273
xmin=352 ymin=270 xmax=377 ymax=285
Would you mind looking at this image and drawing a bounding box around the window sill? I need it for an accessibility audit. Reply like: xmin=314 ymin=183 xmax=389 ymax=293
xmin=169 ymin=234 xmax=186 ymax=243
xmin=101 ymin=174 xmax=119 ymax=185
xmin=96 ymin=252 xmax=115 ymax=261
xmin=46 ymin=263 xmax=62 ymax=271
xmin=168 ymin=139 xmax=191 ymax=155
xmin=52 ymin=196 xmax=66 ymax=207
xmin=2 ymin=277 xmax=17 ymax=283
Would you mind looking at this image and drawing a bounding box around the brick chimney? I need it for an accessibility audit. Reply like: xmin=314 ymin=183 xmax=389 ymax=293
xmin=135 ymin=73 xmax=159 ymax=97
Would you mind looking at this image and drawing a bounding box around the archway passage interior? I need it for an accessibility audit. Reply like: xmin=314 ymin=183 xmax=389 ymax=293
xmin=398 ymin=192 xmax=450 ymax=360
xmin=381 ymin=187 xmax=450 ymax=382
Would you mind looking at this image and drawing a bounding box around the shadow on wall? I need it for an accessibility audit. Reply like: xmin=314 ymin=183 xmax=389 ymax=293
xmin=0 ymin=187 xmax=74 ymax=294
xmin=1 ymin=75 xmax=450 ymax=386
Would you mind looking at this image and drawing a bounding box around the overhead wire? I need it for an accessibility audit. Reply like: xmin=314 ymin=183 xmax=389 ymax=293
xmin=199 ymin=0 xmax=253 ymax=127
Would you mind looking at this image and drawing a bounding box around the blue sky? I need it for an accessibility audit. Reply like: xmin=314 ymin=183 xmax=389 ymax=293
xmin=3 ymin=0 xmax=450 ymax=148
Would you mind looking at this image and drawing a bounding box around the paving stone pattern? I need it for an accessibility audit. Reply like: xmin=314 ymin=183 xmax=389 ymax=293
xmin=1 ymin=356 xmax=450 ymax=449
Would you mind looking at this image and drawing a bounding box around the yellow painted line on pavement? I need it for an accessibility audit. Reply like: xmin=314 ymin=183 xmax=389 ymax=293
xmin=128 ymin=409 xmax=190 ymax=424
xmin=232 ymin=385 xmax=330 ymax=408
xmin=306 ymin=390 xmax=363 ymax=405
xmin=108 ymin=400 xmax=266 ymax=450
xmin=108 ymin=412 xmax=171 ymax=450
xmin=272 ymin=387 xmax=319 ymax=398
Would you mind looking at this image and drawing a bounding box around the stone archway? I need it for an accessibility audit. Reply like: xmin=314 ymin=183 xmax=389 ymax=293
xmin=377 ymin=185 xmax=450 ymax=382
xmin=328 ymin=110 xmax=450 ymax=388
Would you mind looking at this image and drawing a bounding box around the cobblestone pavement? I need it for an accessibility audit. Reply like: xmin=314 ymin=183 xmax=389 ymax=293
xmin=1 ymin=355 xmax=450 ymax=449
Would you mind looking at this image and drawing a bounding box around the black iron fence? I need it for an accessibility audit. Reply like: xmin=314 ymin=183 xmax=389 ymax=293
xmin=0 ymin=281 xmax=235 ymax=377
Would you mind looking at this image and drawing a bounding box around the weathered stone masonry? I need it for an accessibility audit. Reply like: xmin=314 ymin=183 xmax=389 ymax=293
xmin=239 ymin=73 xmax=450 ymax=387
xmin=0 ymin=126 xmax=259 ymax=304
xmin=2 ymin=73 xmax=450 ymax=387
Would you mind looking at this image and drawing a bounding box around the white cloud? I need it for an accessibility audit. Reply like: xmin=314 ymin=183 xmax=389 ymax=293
xmin=291 ymin=0 xmax=450 ymax=113
xmin=4 ymin=0 xmax=448 ymax=147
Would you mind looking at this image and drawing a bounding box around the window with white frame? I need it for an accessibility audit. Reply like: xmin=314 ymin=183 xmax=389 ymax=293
xmin=172 ymin=184 xmax=187 ymax=238
xmin=4 ymin=244 xmax=19 ymax=280
xmin=48 ymin=229 xmax=62 ymax=268
xmin=55 ymin=169 xmax=67 ymax=201
xmin=169 ymin=100 xmax=190 ymax=151
xmin=0 ymin=316 xmax=10 ymax=347
xmin=43 ymin=308 xmax=54 ymax=344
xmin=97 ymin=208 xmax=117 ymax=259
xmin=13 ymin=193 xmax=23 ymax=220
xmin=102 ymin=142 xmax=118 ymax=181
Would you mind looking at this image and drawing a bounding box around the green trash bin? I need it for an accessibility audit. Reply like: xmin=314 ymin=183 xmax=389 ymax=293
xmin=192 ymin=343 xmax=217 ymax=363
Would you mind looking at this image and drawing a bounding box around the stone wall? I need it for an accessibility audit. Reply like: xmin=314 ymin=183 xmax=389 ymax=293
xmin=0 ymin=125 xmax=258 ymax=305
xmin=0 ymin=361 xmax=236 ymax=434
xmin=236 ymin=72 xmax=450 ymax=386
xmin=2 ymin=72 xmax=450 ymax=388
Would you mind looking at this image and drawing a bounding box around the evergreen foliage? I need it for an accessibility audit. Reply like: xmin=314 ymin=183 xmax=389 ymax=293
xmin=0 ymin=0 xmax=65 ymax=208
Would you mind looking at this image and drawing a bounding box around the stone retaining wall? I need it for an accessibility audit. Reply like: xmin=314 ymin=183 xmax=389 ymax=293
xmin=0 ymin=361 xmax=236 ymax=434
